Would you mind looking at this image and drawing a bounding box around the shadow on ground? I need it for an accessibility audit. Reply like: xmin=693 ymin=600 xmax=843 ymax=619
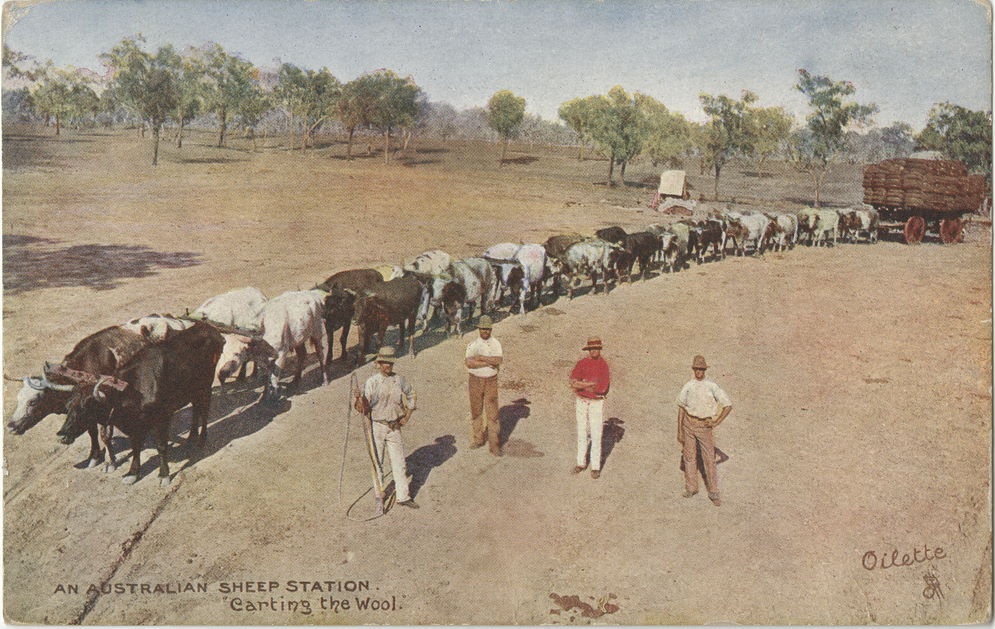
xmin=3 ymin=235 xmax=202 ymax=295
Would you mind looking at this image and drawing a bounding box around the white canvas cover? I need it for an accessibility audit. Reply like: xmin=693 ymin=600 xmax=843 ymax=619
xmin=658 ymin=170 xmax=687 ymax=195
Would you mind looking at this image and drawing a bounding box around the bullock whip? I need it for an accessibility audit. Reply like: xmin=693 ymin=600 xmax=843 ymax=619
xmin=338 ymin=371 xmax=395 ymax=521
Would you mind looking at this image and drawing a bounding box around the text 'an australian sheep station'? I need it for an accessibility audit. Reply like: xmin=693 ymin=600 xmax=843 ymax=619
xmin=217 ymin=580 xmax=372 ymax=594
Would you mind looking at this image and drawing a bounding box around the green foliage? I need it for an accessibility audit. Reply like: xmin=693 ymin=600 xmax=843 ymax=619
xmin=747 ymin=105 xmax=793 ymax=170
xmin=274 ymin=63 xmax=341 ymax=148
xmin=558 ymin=95 xmax=603 ymax=160
xmin=790 ymin=69 xmax=876 ymax=205
xmin=194 ymin=43 xmax=258 ymax=147
xmin=698 ymin=90 xmax=759 ymax=196
xmin=916 ymin=103 xmax=992 ymax=183
xmin=353 ymin=70 xmax=422 ymax=162
xmin=880 ymin=122 xmax=915 ymax=158
xmin=585 ymin=86 xmax=648 ymax=185
xmin=637 ymin=94 xmax=692 ymax=168
xmin=487 ymin=90 xmax=526 ymax=141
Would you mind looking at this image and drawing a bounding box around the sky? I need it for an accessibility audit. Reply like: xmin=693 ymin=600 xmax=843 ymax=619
xmin=2 ymin=0 xmax=992 ymax=129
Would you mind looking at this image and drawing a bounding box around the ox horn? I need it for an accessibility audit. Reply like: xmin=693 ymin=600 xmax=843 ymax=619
xmin=92 ymin=376 xmax=113 ymax=402
xmin=42 ymin=377 xmax=74 ymax=392
xmin=3 ymin=373 xmax=23 ymax=383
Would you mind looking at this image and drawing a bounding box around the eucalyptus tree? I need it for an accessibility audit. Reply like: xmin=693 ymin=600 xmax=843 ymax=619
xmin=637 ymin=94 xmax=693 ymax=168
xmin=167 ymin=48 xmax=206 ymax=148
xmin=197 ymin=43 xmax=258 ymax=148
xmin=790 ymin=69 xmax=877 ymax=206
xmin=487 ymin=90 xmax=526 ymax=163
xmin=587 ymin=86 xmax=647 ymax=186
xmin=698 ymin=90 xmax=759 ymax=198
xmin=747 ymin=105 xmax=793 ymax=176
xmin=558 ymin=95 xmax=603 ymax=161
xmin=100 ymin=36 xmax=180 ymax=165
xmin=361 ymin=70 xmax=422 ymax=163
xmin=917 ymin=103 xmax=992 ymax=184
xmin=274 ymin=63 xmax=341 ymax=150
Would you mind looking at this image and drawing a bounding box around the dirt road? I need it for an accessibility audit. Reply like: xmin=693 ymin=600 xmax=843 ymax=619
xmin=3 ymin=130 xmax=991 ymax=624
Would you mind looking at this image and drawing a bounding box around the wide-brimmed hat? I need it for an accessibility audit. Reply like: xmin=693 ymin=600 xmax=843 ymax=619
xmin=477 ymin=316 xmax=494 ymax=330
xmin=583 ymin=337 xmax=604 ymax=351
xmin=692 ymin=355 xmax=708 ymax=369
xmin=376 ymin=347 xmax=397 ymax=363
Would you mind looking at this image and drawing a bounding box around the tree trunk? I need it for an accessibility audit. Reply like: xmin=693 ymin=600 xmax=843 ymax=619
xmin=249 ymin=128 xmax=257 ymax=152
xmin=54 ymin=115 xmax=61 ymax=136
xmin=217 ymin=107 xmax=227 ymax=148
xmin=713 ymin=161 xmax=722 ymax=200
xmin=383 ymin=128 xmax=390 ymax=164
xmin=176 ymin=118 xmax=185 ymax=148
xmin=402 ymin=130 xmax=412 ymax=152
xmin=607 ymin=152 xmax=616 ymax=187
xmin=151 ymin=125 xmax=160 ymax=166
xmin=500 ymin=138 xmax=508 ymax=164
xmin=577 ymin=143 xmax=585 ymax=161
xmin=620 ymin=160 xmax=627 ymax=185
xmin=347 ymin=127 xmax=355 ymax=160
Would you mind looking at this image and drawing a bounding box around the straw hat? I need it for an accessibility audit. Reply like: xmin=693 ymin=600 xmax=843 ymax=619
xmin=692 ymin=355 xmax=708 ymax=369
xmin=582 ymin=337 xmax=604 ymax=351
xmin=477 ymin=316 xmax=494 ymax=330
xmin=375 ymin=347 xmax=397 ymax=363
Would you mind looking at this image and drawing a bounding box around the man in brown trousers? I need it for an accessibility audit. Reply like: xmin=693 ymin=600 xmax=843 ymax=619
xmin=465 ymin=316 xmax=503 ymax=456
xmin=676 ymin=355 xmax=732 ymax=506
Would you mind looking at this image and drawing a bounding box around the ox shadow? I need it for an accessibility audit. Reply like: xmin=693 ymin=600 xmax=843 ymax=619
xmin=599 ymin=417 xmax=626 ymax=471
xmin=499 ymin=398 xmax=531 ymax=446
xmin=407 ymin=435 xmax=457 ymax=499
xmin=3 ymin=235 xmax=202 ymax=295
xmin=177 ymin=156 xmax=248 ymax=164
xmin=79 ymin=382 xmax=291 ymax=482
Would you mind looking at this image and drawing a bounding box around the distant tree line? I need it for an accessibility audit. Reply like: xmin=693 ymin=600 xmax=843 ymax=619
xmin=2 ymin=40 xmax=990 ymax=194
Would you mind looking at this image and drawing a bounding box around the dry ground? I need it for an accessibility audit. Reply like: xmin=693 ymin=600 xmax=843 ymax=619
xmin=2 ymin=126 xmax=991 ymax=625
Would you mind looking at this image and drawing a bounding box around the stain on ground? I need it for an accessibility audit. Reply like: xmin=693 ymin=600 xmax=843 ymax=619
xmin=863 ymin=377 xmax=890 ymax=384
xmin=501 ymin=438 xmax=544 ymax=458
xmin=542 ymin=307 xmax=566 ymax=316
xmin=549 ymin=593 xmax=619 ymax=618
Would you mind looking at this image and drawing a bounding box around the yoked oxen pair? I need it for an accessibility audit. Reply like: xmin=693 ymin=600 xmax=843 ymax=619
xmin=56 ymin=322 xmax=225 ymax=486
xmin=810 ymin=209 xmax=841 ymax=247
xmin=765 ymin=213 xmax=799 ymax=251
xmin=420 ymin=258 xmax=497 ymax=336
xmin=404 ymin=249 xmax=454 ymax=327
xmin=6 ymin=326 xmax=151 ymax=451
xmin=620 ymin=231 xmax=663 ymax=281
xmin=483 ymin=243 xmax=552 ymax=314
xmin=317 ymin=269 xmax=386 ymax=363
xmin=543 ymin=234 xmax=585 ymax=293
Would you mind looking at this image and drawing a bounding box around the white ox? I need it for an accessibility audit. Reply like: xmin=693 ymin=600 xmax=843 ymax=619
xmin=403 ymin=250 xmax=453 ymax=277
xmin=122 ymin=314 xmax=195 ymax=342
xmin=560 ymin=239 xmax=617 ymax=298
xmin=767 ymin=214 xmax=798 ymax=251
xmin=724 ymin=212 xmax=771 ymax=256
xmin=840 ymin=207 xmax=879 ymax=243
xmin=191 ymin=287 xmax=267 ymax=331
xmin=426 ymin=258 xmax=498 ymax=335
xmin=258 ymin=290 xmax=328 ymax=401
xmin=796 ymin=208 xmax=819 ymax=245
xmin=483 ymin=243 xmax=548 ymax=314
xmin=812 ymin=209 xmax=840 ymax=247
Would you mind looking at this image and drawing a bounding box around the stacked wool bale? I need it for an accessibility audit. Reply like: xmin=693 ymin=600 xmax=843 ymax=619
xmin=863 ymin=159 xmax=986 ymax=212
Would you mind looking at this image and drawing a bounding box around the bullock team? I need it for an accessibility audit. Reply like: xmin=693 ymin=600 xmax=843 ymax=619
xmin=5 ymin=203 xmax=880 ymax=487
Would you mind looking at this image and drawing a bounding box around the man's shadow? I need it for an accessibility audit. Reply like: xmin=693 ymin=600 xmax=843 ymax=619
xmin=499 ymin=398 xmax=531 ymax=446
xmin=679 ymin=445 xmax=730 ymax=475
xmin=407 ymin=435 xmax=457 ymax=498
xmin=599 ymin=417 xmax=626 ymax=470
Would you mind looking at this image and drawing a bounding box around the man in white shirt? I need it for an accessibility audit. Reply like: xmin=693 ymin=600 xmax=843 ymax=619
xmin=355 ymin=347 xmax=419 ymax=510
xmin=676 ymin=355 xmax=732 ymax=506
xmin=464 ymin=316 xmax=503 ymax=456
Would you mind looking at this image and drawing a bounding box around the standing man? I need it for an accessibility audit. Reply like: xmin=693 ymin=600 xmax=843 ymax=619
xmin=355 ymin=347 xmax=419 ymax=510
xmin=676 ymin=355 xmax=732 ymax=506
xmin=465 ymin=315 xmax=503 ymax=456
xmin=570 ymin=337 xmax=611 ymax=479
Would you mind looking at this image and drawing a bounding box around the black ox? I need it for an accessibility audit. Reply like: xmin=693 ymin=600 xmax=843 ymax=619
xmin=57 ymin=322 xmax=224 ymax=486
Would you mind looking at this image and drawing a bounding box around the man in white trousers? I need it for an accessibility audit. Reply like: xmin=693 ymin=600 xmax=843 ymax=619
xmin=355 ymin=347 xmax=419 ymax=509
xmin=569 ymin=337 xmax=611 ymax=479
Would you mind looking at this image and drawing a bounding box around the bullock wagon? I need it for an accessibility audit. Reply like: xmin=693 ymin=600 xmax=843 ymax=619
xmin=862 ymin=158 xmax=988 ymax=244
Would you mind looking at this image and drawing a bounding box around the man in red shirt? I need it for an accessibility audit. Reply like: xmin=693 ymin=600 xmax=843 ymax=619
xmin=569 ymin=337 xmax=611 ymax=479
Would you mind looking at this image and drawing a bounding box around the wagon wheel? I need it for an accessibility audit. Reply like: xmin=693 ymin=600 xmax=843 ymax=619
xmin=903 ymin=216 xmax=926 ymax=245
xmin=939 ymin=218 xmax=963 ymax=244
